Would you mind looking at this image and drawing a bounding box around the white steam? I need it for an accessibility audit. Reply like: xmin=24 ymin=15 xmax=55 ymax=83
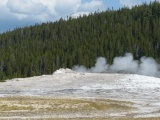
xmin=72 ymin=53 xmax=160 ymax=77
xmin=139 ymin=57 xmax=159 ymax=76
xmin=90 ymin=57 xmax=108 ymax=73
xmin=110 ymin=53 xmax=138 ymax=73
xmin=72 ymin=57 xmax=108 ymax=73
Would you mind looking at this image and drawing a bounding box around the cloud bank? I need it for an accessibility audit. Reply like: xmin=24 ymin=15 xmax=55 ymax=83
xmin=0 ymin=0 xmax=159 ymax=33
xmin=0 ymin=0 xmax=105 ymax=33
xmin=73 ymin=53 xmax=160 ymax=77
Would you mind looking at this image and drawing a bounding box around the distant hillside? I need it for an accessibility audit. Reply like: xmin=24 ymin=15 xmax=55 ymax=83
xmin=0 ymin=2 xmax=160 ymax=81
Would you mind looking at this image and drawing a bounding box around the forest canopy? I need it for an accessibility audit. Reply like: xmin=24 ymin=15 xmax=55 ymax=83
xmin=0 ymin=2 xmax=160 ymax=81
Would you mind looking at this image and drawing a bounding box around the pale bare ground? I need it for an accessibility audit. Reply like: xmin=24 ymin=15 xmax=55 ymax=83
xmin=0 ymin=69 xmax=160 ymax=119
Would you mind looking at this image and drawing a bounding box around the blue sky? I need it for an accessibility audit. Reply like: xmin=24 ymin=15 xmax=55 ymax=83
xmin=0 ymin=0 xmax=158 ymax=33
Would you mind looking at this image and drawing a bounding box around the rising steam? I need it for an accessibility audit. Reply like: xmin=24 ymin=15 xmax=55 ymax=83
xmin=72 ymin=53 xmax=160 ymax=77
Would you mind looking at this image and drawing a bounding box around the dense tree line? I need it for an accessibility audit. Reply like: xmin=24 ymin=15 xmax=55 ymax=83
xmin=0 ymin=2 xmax=160 ymax=81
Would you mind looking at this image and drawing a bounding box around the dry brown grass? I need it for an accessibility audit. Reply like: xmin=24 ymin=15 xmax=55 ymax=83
xmin=36 ymin=117 xmax=160 ymax=120
xmin=0 ymin=96 xmax=133 ymax=112
xmin=25 ymin=117 xmax=160 ymax=120
xmin=0 ymin=96 xmax=159 ymax=119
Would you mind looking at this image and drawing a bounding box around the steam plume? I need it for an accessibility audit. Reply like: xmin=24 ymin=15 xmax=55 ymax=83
xmin=72 ymin=53 xmax=160 ymax=77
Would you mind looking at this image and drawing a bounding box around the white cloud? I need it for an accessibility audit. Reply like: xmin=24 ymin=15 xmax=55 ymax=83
xmin=0 ymin=0 xmax=106 ymax=33
xmin=1 ymin=0 xmax=159 ymax=33
xmin=55 ymin=0 xmax=81 ymax=18
xmin=7 ymin=0 xmax=47 ymax=15
xmin=3 ymin=0 xmax=104 ymax=21
xmin=6 ymin=0 xmax=57 ymax=20
xmin=0 ymin=0 xmax=104 ymax=27
xmin=0 ymin=0 xmax=11 ymax=19
xmin=70 ymin=12 xmax=90 ymax=19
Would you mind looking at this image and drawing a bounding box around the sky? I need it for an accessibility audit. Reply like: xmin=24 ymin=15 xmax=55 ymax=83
xmin=0 ymin=0 xmax=159 ymax=33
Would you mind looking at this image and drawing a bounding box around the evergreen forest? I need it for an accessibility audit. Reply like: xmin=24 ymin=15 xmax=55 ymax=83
xmin=0 ymin=2 xmax=160 ymax=81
